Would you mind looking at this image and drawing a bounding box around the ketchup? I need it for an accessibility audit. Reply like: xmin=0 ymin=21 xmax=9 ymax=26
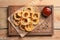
xmin=41 ymin=6 xmax=52 ymax=17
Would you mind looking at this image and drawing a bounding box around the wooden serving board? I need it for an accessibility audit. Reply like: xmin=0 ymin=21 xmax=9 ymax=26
xmin=7 ymin=6 xmax=53 ymax=36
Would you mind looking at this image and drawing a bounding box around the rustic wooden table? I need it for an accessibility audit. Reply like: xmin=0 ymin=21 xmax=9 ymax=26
xmin=0 ymin=0 xmax=60 ymax=40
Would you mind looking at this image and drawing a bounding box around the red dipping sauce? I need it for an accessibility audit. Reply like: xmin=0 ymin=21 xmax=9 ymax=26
xmin=42 ymin=6 xmax=52 ymax=17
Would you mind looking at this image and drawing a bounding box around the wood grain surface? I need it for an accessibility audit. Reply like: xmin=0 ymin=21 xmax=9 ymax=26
xmin=0 ymin=0 xmax=60 ymax=40
xmin=0 ymin=8 xmax=7 ymax=28
xmin=0 ymin=29 xmax=60 ymax=40
xmin=0 ymin=0 xmax=60 ymax=7
xmin=0 ymin=0 xmax=53 ymax=7
xmin=0 ymin=7 xmax=60 ymax=40
xmin=54 ymin=7 xmax=60 ymax=29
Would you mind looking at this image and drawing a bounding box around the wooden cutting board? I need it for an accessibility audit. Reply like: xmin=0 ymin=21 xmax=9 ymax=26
xmin=7 ymin=5 xmax=53 ymax=36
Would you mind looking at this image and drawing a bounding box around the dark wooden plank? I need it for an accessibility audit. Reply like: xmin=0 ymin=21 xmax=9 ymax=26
xmin=7 ymin=6 xmax=53 ymax=36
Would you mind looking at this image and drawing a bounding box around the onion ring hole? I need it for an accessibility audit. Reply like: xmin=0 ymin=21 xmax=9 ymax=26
xmin=24 ymin=12 xmax=28 ymax=17
xmin=33 ymin=13 xmax=38 ymax=18
xmin=16 ymin=13 xmax=21 ymax=18
xmin=33 ymin=19 xmax=37 ymax=22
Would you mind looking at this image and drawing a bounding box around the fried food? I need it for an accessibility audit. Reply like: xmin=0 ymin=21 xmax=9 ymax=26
xmin=32 ymin=19 xmax=39 ymax=25
xmin=32 ymin=12 xmax=40 ymax=19
xmin=25 ymin=23 xmax=34 ymax=31
xmin=19 ymin=25 xmax=25 ymax=31
xmin=22 ymin=11 xmax=30 ymax=18
xmin=21 ymin=18 xmax=30 ymax=25
xmin=12 ymin=7 xmax=40 ymax=32
xmin=13 ymin=13 xmax=21 ymax=20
